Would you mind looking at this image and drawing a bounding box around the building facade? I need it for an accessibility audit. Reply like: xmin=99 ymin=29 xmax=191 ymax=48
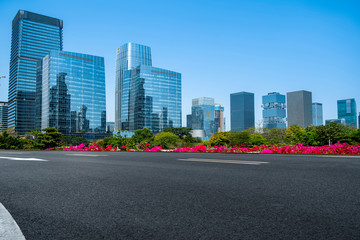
xmin=115 ymin=43 xmax=181 ymax=133
xmin=325 ymin=119 xmax=345 ymax=125
xmin=115 ymin=43 xmax=152 ymax=130
xmin=8 ymin=10 xmax=63 ymax=134
xmin=191 ymin=97 xmax=216 ymax=138
xmin=40 ymin=50 xmax=106 ymax=136
xmin=312 ymin=102 xmax=323 ymax=126
xmin=0 ymin=102 xmax=8 ymax=131
xmin=286 ymin=90 xmax=312 ymax=128
xmin=262 ymin=92 xmax=286 ymax=129
xmin=214 ymin=104 xmax=225 ymax=132
xmin=337 ymin=99 xmax=357 ymax=128
xmin=230 ymin=92 xmax=254 ymax=131
xmin=186 ymin=114 xmax=192 ymax=128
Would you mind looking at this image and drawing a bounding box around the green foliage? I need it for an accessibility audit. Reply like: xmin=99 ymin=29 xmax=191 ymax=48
xmin=226 ymin=131 xmax=251 ymax=146
xmin=132 ymin=128 xmax=154 ymax=144
xmin=27 ymin=127 xmax=63 ymax=150
xmin=162 ymin=127 xmax=192 ymax=139
xmin=154 ymin=132 xmax=180 ymax=149
xmin=314 ymin=122 xmax=355 ymax=145
xmin=352 ymin=129 xmax=360 ymax=144
xmin=61 ymin=136 xmax=89 ymax=146
xmin=209 ymin=132 xmax=230 ymax=146
xmin=262 ymin=128 xmax=287 ymax=145
xmin=0 ymin=131 xmax=24 ymax=150
xmin=249 ymin=133 xmax=268 ymax=146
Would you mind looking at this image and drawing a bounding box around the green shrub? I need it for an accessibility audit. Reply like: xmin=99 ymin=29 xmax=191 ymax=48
xmin=154 ymin=132 xmax=180 ymax=149
xmin=226 ymin=131 xmax=251 ymax=146
xmin=0 ymin=131 xmax=24 ymax=150
xmin=132 ymin=128 xmax=154 ymax=144
xmin=209 ymin=132 xmax=230 ymax=146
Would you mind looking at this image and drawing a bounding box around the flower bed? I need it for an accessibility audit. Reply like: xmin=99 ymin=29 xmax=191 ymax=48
xmin=61 ymin=142 xmax=360 ymax=155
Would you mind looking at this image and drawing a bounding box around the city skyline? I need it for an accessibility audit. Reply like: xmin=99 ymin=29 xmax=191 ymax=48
xmin=0 ymin=1 xmax=359 ymax=130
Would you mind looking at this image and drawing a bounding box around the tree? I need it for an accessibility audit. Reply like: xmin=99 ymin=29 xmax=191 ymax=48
xmin=154 ymin=132 xmax=180 ymax=149
xmin=209 ymin=132 xmax=230 ymax=146
xmin=262 ymin=128 xmax=287 ymax=145
xmin=27 ymin=127 xmax=63 ymax=149
xmin=0 ymin=131 xmax=24 ymax=150
xmin=226 ymin=131 xmax=251 ymax=146
xmin=132 ymin=128 xmax=154 ymax=144
xmin=162 ymin=127 xmax=192 ymax=139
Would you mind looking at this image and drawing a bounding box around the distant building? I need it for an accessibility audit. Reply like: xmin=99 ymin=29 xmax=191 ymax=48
xmin=191 ymin=97 xmax=215 ymax=138
xmin=230 ymin=92 xmax=254 ymax=131
xmin=262 ymin=92 xmax=286 ymax=129
xmin=115 ymin=43 xmax=181 ymax=133
xmin=287 ymin=90 xmax=312 ymax=128
xmin=0 ymin=102 xmax=8 ymax=131
xmin=186 ymin=114 xmax=192 ymax=128
xmin=215 ymin=104 xmax=225 ymax=132
xmin=39 ymin=50 xmax=106 ymax=136
xmin=8 ymin=10 xmax=63 ymax=134
xmin=325 ymin=119 xmax=345 ymax=125
xmin=106 ymin=122 xmax=115 ymax=132
xmin=337 ymin=99 xmax=357 ymax=128
xmin=312 ymin=103 xmax=323 ymax=126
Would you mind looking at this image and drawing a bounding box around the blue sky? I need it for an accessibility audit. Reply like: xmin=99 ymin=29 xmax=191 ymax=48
xmin=0 ymin=0 xmax=359 ymax=129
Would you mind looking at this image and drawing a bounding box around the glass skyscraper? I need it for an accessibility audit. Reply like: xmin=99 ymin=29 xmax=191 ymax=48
xmin=40 ymin=50 xmax=106 ymax=135
xmin=191 ymin=97 xmax=216 ymax=138
xmin=312 ymin=102 xmax=323 ymax=126
xmin=115 ymin=43 xmax=181 ymax=133
xmin=8 ymin=10 xmax=63 ymax=134
xmin=0 ymin=102 xmax=8 ymax=131
xmin=230 ymin=92 xmax=254 ymax=131
xmin=262 ymin=92 xmax=286 ymax=129
xmin=337 ymin=99 xmax=357 ymax=128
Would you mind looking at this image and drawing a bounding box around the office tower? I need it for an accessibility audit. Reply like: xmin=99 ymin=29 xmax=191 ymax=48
xmin=230 ymin=92 xmax=254 ymax=131
xmin=186 ymin=114 xmax=192 ymax=128
xmin=40 ymin=50 xmax=106 ymax=136
xmin=337 ymin=99 xmax=357 ymax=128
xmin=325 ymin=119 xmax=345 ymax=125
xmin=8 ymin=10 xmax=63 ymax=134
xmin=115 ymin=43 xmax=181 ymax=133
xmin=287 ymin=90 xmax=312 ymax=128
xmin=214 ymin=104 xmax=225 ymax=132
xmin=0 ymin=102 xmax=8 ymax=131
xmin=106 ymin=122 xmax=115 ymax=132
xmin=312 ymin=102 xmax=323 ymax=126
xmin=262 ymin=92 xmax=286 ymax=129
xmin=191 ymin=97 xmax=216 ymax=138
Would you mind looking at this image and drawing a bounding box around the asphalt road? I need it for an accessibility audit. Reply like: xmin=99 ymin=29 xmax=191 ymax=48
xmin=0 ymin=151 xmax=360 ymax=240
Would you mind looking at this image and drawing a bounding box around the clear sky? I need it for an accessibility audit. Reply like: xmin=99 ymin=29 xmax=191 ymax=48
xmin=0 ymin=0 xmax=359 ymax=129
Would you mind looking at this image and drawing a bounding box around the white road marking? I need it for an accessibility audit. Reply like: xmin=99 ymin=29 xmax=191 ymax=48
xmin=316 ymin=155 xmax=360 ymax=158
xmin=0 ymin=157 xmax=48 ymax=161
xmin=0 ymin=203 xmax=26 ymax=240
xmin=65 ymin=154 xmax=108 ymax=157
xmin=178 ymin=158 xmax=268 ymax=165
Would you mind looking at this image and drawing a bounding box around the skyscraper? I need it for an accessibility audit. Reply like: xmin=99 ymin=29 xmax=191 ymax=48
xmin=312 ymin=102 xmax=323 ymax=126
xmin=186 ymin=114 xmax=192 ymax=128
xmin=8 ymin=10 xmax=63 ymax=134
xmin=0 ymin=102 xmax=8 ymax=131
xmin=191 ymin=97 xmax=216 ymax=138
xmin=262 ymin=92 xmax=286 ymax=129
xmin=287 ymin=90 xmax=312 ymax=128
xmin=337 ymin=98 xmax=357 ymax=128
xmin=40 ymin=50 xmax=106 ymax=136
xmin=214 ymin=104 xmax=225 ymax=132
xmin=115 ymin=43 xmax=181 ymax=133
xmin=230 ymin=92 xmax=254 ymax=131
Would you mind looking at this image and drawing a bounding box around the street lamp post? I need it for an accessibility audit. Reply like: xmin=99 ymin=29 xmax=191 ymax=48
xmin=0 ymin=76 xmax=6 ymax=87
